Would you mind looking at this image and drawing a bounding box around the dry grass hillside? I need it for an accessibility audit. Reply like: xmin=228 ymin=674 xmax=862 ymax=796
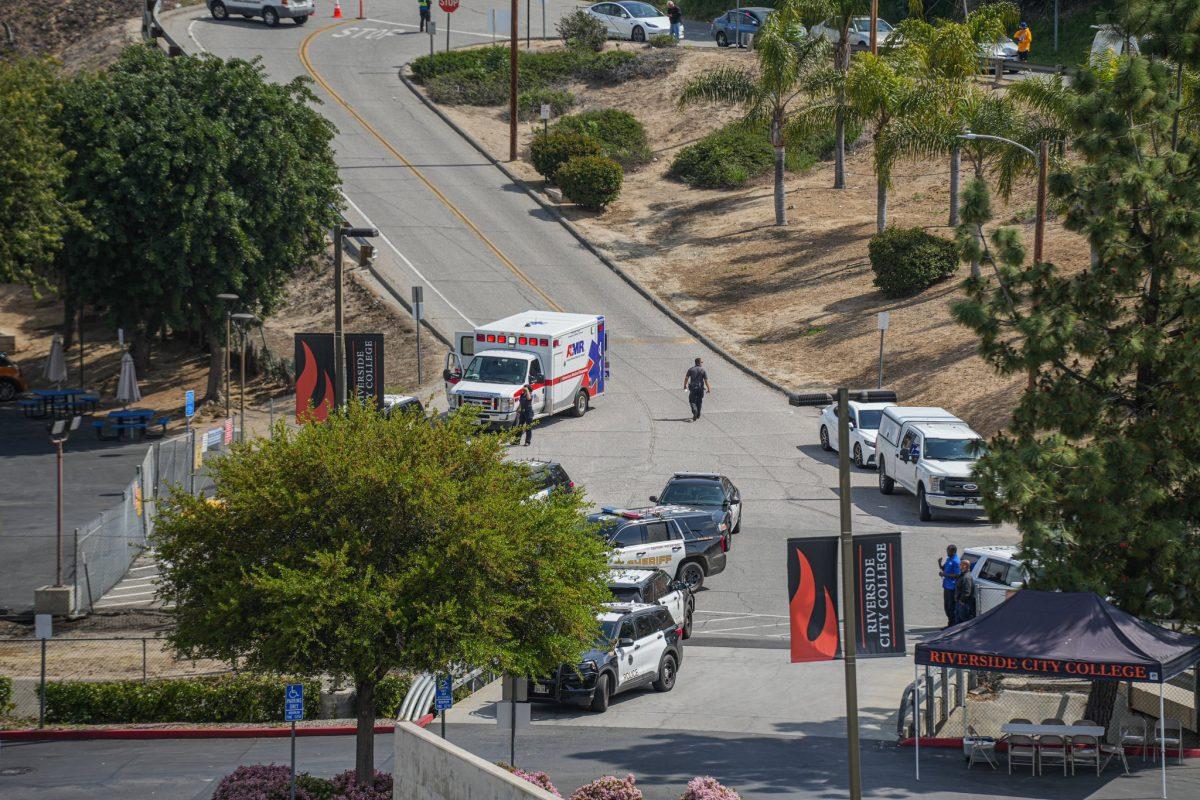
xmin=422 ymin=43 xmax=1090 ymax=435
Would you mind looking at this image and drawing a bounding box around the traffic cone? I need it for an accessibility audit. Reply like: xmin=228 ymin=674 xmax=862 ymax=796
xmin=332 ymin=0 xmax=343 ymax=17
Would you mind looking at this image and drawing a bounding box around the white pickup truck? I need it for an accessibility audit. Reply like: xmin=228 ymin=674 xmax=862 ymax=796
xmin=875 ymin=407 xmax=987 ymax=521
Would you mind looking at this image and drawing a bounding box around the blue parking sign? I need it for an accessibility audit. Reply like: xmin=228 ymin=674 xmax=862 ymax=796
xmin=434 ymin=676 xmax=453 ymax=711
xmin=284 ymin=683 xmax=305 ymax=722
xmin=185 ymin=390 xmax=195 ymax=418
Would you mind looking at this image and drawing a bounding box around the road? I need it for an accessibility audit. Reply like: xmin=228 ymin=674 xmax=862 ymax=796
xmin=3 ymin=728 xmax=1196 ymax=800
xmin=161 ymin=0 xmax=1017 ymax=742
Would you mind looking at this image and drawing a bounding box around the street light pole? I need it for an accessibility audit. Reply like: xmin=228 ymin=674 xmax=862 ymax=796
xmin=333 ymin=227 xmax=379 ymax=410
xmin=231 ymin=314 xmax=257 ymax=442
xmin=509 ymin=0 xmax=519 ymax=161
xmin=48 ymin=417 xmax=81 ymax=587
xmin=836 ymin=387 xmax=863 ymax=800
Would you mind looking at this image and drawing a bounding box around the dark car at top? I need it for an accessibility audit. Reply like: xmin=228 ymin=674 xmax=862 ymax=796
xmin=650 ymin=472 xmax=742 ymax=535
xmin=710 ymin=7 xmax=805 ymax=47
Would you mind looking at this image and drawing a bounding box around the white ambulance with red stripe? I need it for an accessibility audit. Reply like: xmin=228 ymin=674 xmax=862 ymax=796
xmin=443 ymin=311 xmax=608 ymax=426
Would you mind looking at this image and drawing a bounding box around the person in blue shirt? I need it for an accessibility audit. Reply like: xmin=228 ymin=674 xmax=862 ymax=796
xmin=938 ymin=544 xmax=961 ymax=628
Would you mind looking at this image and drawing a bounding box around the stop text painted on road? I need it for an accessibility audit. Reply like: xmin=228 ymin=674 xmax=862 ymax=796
xmin=330 ymin=26 xmax=399 ymax=39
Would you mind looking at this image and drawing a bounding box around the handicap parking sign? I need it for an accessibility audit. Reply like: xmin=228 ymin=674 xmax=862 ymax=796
xmin=284 ymin=683 xmax=305 ymax=722
xmin=434 ymin=676 xmax=453 ymax=711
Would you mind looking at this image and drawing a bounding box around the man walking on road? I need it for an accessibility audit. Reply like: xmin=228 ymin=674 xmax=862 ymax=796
xmin=938 ymin=544 xmax=961 ymax=628
xmin=683 ymin=357 xmax=710 ymax=422
xmin=418 ymin=0 xmax=431 ymax=31
xmin=517 ymin=384 xmax=535 ymax=446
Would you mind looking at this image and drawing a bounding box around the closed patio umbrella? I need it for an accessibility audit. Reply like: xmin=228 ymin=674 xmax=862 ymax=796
xmin=44 ymin=333 xmax=67 ymax=387
xmin=116 ymin=351 xmax=141 ymax=407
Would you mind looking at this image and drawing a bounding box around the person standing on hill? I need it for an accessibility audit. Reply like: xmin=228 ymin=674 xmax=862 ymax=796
xmin=1014 ymin=22 xmax=1032 ymax=62
xmin=667 ymin=1 xmax=683 ymax=40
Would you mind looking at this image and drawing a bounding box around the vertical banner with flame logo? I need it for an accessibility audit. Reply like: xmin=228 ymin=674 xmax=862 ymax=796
xmin=294 ymin=333 xmax=336 ymax=423
xmin=853 ymin=532 xmax=906 ymax=657
xmin=345 ymin=333 xmax=385 ymax=411
xmin=787 ymin=536 xmax=840 ymax=663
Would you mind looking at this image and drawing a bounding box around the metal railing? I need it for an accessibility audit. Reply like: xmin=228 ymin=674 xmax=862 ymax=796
xmin=897 ymin=666 xmax=967 ymax=740
xmin=398 ymin=668 xmax=496 ymax=722
xmin=142 ymin=0 xmax=184 ymax=56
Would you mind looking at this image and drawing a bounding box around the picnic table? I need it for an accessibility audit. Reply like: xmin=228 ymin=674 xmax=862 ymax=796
xmin=94 ymin=408 xmax=169 ymax=441
xmin=1000 ymin=722 xmax=1128 ymax=775
xmin=21 ymin=388 xmax=98 ymax=418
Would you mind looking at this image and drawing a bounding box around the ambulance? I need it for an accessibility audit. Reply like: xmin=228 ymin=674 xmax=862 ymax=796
xmin=442 ymin=310 xmax=608 ymax=426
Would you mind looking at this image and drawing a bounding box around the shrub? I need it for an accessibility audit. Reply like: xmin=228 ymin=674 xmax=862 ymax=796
xmin=868 ymin=226 xmax=959 ymax=298
xmin=411 ymin=46 xmax=508 ymax=84
xmin=679 ymin=777 xmax=741 ymax=800
xmin=0 ymin=676 xmax=12 ymax=715
xmin=575 ymin=50 xmax=676 ymax=82
xmin=43 ymin=675 xmax=321 ymax=724
xmin=530 ymin=131 xmax=603 ymax=181
xmin=373 ymin=673 xmax=413 ymax=718
xmin=516 ymin=88 xmax=577 ymax=120
xmin=553 ymin=109 xmax=651 ymax=167
xmin=558 ymin=8 xmax=608 ymax=52
xmin=571 ymin=774 xmax=643 ymax=800
xmin=426 ymin=68 xmax=510 ymax=106
xmin=556 ymin=155 xmax=624 ymax=210
xmin=212 ymin=765 xmax=334 ymax=800
xmin=331 ymin=770 xmax=393 ymax=800
xmin=649 ymin=34 xmax=677 ymax=47
xmin=497 ymin=764 xmax=563 ymax=797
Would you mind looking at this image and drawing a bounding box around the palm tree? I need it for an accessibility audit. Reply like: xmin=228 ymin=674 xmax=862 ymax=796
xmin=678 ymin=11 xmax=828 ymax=225
xmin=793 ymin=0 xmax=869 ymax=188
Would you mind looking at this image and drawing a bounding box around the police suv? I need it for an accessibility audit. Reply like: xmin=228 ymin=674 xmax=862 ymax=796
xmin=589 ymin=510 xmax=688 ymax=579
xmin=529 ymin=603 xmax=683 ymax=712
xmin=607 ymin=567 xmax=694 ymax=638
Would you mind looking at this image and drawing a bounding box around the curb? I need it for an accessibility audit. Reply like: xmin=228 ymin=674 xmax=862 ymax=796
xmin=0 ymin=716 xmax=434 ymax=743
xmin=396 ymin=66 xmax=804 ymax=404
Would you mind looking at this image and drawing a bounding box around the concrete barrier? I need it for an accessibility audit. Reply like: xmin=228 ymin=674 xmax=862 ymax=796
xmin=394 ymin=720 xmax=558 ymax=800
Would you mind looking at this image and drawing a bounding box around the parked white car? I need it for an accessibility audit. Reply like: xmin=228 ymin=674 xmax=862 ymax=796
xmin=810 ymin=16 xmax=894 ymax=49
xmin=585 ymin=1 xmax=671 ymax=42
xmin=818 ymin=400 xmax=894 ymax=468
xmin=979 ymin=36 xmax=1019 ymax=63
xmin=1090 ymin=24 xmax=1142 ymax=64
xmin=962 ymin=546 xmax=1027 ymax=615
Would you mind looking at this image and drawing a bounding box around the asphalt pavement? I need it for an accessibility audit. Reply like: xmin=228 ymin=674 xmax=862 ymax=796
xmin=3 ymin=727 xmax=1196 ymax=800
xmin=0 ymin=406 xmax=149 ymax=613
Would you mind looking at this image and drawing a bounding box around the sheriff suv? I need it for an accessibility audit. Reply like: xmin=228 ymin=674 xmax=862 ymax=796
xmin=589 ymin=510 xmax=688 ymax=579
xmin=650 ymin=473 xmax=742 ymax=534
xmin=529 ymin=603 xmax=682 ymax=713
xmin=628 ymin=506 xmax=728 ymax=588
xmin=607 ymin=567 xmax=694 ymax=638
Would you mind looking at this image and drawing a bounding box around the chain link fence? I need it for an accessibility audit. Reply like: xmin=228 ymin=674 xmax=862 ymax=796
xmin=69 ymin=422 xmax=237 ymax=616
xmin=0 ymin=635 xmax=234 ymax=721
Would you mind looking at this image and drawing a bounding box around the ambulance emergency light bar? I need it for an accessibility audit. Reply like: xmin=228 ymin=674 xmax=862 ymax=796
xmin=787 ymin=389 xmax=898 ymax=407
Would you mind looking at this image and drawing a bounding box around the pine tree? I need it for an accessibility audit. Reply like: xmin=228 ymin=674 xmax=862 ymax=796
xmin=953 ymin=54 xmax=1200 ymax=625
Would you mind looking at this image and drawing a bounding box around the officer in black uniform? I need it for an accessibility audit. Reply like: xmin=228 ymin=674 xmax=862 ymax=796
xmin=683 ymin=357 xmax=711 ymax=422
xmin=517 ymin=384 xmax=535 ymax=445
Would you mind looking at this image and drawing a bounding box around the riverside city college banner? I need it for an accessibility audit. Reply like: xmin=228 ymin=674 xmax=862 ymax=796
xmin=787 ymin=537 xmax=840 ymax=663
xmin=294 ymin=333 xmax=385 ymax=422
xmin=853 ymin=533 xmax=906 ymax=657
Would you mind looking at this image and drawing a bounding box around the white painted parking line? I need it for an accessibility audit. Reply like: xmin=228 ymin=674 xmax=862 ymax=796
xmin=694 ymin=610 xmax=788 ymax=619
xmin=128 ymin=565 xmax=158 ymax=573
xmin=102 ymin=590 xmax=157 ymax=599
xmin=700 ymin=622 xmax=789 ymax=634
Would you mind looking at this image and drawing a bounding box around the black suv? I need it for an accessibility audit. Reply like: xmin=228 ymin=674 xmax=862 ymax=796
xmin=519 ymin=460 xmax=575 ymax=500
xmin=529 ymin=603 xmax=682 ymax=713
xmin=650 ymin=473 xmax=742 ymax=534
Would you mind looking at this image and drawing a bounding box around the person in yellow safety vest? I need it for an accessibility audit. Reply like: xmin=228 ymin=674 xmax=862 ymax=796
xmin=418 ymin=0 xmax=431 ymax=31
xmin=1014 ymin=22 xmax=1032 ymax=62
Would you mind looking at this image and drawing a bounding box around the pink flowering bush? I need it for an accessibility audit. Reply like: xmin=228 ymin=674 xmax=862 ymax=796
xmin=570 ymin=774 xmax=643 ymax=800
xmin=679 ymin=777 xmax=741 ymax=800
xmin=513 ymin=768 xmax=563 ymax=797
xmin=331 ymin=770 xmax=392 ymax=800
xmin=211 ymin=765 xmax=334 ymax=800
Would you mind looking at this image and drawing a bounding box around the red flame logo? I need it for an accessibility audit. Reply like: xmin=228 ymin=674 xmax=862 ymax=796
xmin=790 ymin=548 xmax=840 ymax=662
xmin=295 ymin=341 xmax=334 ymax=423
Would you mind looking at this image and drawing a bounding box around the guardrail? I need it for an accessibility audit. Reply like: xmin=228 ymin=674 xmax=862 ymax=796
xmin=142 ymin=0 xmax=184 ymax=56
xmin=896 ymin=665 xmax=969 ymax=740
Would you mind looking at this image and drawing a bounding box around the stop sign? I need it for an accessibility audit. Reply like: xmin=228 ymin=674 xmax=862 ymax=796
xmin=439 ymin=0 xmax=459 ymax=11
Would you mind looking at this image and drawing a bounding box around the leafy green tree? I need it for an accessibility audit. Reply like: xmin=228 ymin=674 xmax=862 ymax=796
xmin=54 ymin=46 xmax=340 ymax=398
xmin=154 ymin=404 xmax=611 ymax=784
xmin=0 ymin=58 xmax=76 ymax=291
xmin=952 ymin=55 xmax=1200 ymax=627
xmin=679 ymin=10 xmax=827 ymax=224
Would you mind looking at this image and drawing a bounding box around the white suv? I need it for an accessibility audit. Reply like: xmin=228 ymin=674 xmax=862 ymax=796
xmin=818 ymin=400 xmax=894 ymax=468
xmin=208 ymin=0 xmax=314 ymax=26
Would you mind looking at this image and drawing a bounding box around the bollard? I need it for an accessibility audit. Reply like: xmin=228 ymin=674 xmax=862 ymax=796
xmin=940 ymin=667 xmax=948 ymax=724
xmin=38 ymin=638 xmax=47 ymax=728
xmin=924 ymin=667 xmax=934 ymax=736
xmin=142 ymin=639 xmax=148 ymax=684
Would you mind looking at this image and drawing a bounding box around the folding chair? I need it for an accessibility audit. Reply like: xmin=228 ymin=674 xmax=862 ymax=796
xmin=1120 ymin=718 xmax=1149 ymax=761
xmin=1071 ymin=732 xmax=1102 ymax=775
xmin=1152 ymin=718 xmax=1184 ymax=765
xmin=1007 ymin=734 xmax=1038 ymax=775
xmin=966 ymin=725 xmax=998 ymax=770
xmin=1039 ymin=734 xmax=1070 ymax=775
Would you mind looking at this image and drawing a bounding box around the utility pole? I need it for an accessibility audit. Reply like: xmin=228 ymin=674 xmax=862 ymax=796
xmin=509 ymin=0 xmax=519 ymax=161
xmin=869 ymin=0 xmax=878 ymax=54
xmin=837 ymin=387 xmax=863 ymax=800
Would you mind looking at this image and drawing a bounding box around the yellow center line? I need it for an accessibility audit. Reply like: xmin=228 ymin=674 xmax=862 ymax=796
xmin=299 ymin=21 xmax=564 ymax=313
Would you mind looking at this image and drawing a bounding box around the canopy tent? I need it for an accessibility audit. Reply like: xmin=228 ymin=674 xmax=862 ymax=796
xmin=911 ymin=591 xmax=1200 ymax=798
